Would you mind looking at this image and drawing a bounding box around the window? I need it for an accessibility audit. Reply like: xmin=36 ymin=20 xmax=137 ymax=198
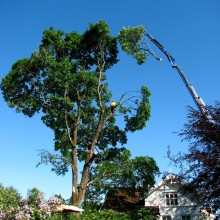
xmin=182 ymin=216 xmax=190 ymax=220
xmin=162 ymin=216 xmax=171 ymax=220
xmin=166 ymin=193 xmax=178 ymax=205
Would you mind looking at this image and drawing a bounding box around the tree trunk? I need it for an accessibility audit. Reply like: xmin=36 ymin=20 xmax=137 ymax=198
xmin=71 ymin=112 xmax=106 ymax=208
xmin=71 ymin=150 xmax=96 ymax=207
xmin=71 ymin=146 xmax=79 ymax=206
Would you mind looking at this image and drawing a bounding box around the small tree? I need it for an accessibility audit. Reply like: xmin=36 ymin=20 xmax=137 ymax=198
xmin=168 ymin=103 xmax=220 ymax=212
xmin=83 ymin=148 xmax=159 ymax=209
xmin=1 ymin=21 xmax=151 ymax=207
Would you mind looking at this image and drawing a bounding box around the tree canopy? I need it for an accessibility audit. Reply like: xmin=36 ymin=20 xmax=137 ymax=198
xmin=1 ymin=21 xmax=152 ymax=207
xmin=168 ymin=103 xmax=220 ymax=212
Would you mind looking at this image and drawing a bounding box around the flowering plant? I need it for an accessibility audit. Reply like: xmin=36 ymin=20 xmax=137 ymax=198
xmin=0 ymin=186 xmax=64 ymax=220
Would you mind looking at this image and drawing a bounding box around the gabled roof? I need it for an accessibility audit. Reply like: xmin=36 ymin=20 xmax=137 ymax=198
xmin=145 ymin=174 xmax=201 ymax=207
xmin=146 ymin=174 xmax=180 ymax=197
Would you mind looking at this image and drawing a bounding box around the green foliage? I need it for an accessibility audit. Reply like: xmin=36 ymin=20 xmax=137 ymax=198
xmin=83 ymin=148 xmax=131 ymax=209
xmin=81 ymin=209 xmax=129 ymax=220
xmin=76 ymin=21 xmax=119 ymax=71
xmin=124 ymin=86 xmax=151 ymax=132
xmin=48 ymin=208 xmax=157 ymax=220
xmin=1 ymin=21 xmax=152 ymax=207
xmin=49 ymin=212 xmax=72 ymax=220
xmin=80 ymin=208 xmax=156 ymax=220
xmin=47 ymin=209 xmax=130 ymax=220
xmin=26 ymin=187 xmax=42 ymax=206
xmin=131 ymin=156 xmax=159 ymax=187
xmin=83 ymin=149 xmax=159 ymax=208
xmin=132 ymin=208 xmax=157 ymax=220
xmin=0 ymin=183 xmax=21 ymax=212
xmin=118 ymin=26 xmax=147 ymax=64
xmin=113 ymin=154 xmax=159 ymax=197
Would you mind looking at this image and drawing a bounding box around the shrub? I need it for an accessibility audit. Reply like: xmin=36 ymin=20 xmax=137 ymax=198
xmin=0 ymin=185 xmax=64 ymax=220
xmin=81 ymin=209 xmax=129 ymax=220
xmin=0 ymin=183 xmax=22 ymax=219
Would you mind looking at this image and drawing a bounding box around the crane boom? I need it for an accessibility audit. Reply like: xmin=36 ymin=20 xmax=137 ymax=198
xmin=146 ymin=33 xmax=209 ymax=117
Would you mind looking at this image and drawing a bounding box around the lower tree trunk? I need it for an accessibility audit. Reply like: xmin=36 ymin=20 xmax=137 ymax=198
xmin=71 ymin=113 xmax=105 ymax=208
xmin=72 ymin=166 xmax=89 ymax=207
xmin=72 ymin=155 xmax=92 ymax=208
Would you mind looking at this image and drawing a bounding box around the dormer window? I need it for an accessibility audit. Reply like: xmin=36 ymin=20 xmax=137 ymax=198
xmin=166 ymin=193 xmax=178 ymax=205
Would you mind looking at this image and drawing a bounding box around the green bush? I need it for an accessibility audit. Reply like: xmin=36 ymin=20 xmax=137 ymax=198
xmin=133 ymin=208 xmax=157 ymax=220
xmin=0 ymin=183 xmax=22 ymax=218
xmin=47 ymin=208 xmax=157 ymax=220
xmin=0 ymin=183 xmax=21 ymax=207
xmin=81 ymin=209 xmax=129 ymax=220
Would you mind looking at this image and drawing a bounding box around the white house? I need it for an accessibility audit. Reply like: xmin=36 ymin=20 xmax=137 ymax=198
xmin=145 ymin=174 xmax=202 ymax=220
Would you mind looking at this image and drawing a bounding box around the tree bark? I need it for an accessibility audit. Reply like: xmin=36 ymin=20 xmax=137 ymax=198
xmin=72 ymin=108 xmax=106 ymax=207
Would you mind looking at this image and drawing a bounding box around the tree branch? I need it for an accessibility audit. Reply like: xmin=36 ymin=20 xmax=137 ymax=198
xmin=64 ymin=89 xmax=74 ymax=146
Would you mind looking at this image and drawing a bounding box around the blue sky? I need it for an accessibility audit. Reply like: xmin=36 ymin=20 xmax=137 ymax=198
xmin=0 ymin=0 xmax=220 ymax=200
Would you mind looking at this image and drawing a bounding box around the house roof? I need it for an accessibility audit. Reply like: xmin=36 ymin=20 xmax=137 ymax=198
xmin=103 ymin=187 xmax=145 ymax=212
